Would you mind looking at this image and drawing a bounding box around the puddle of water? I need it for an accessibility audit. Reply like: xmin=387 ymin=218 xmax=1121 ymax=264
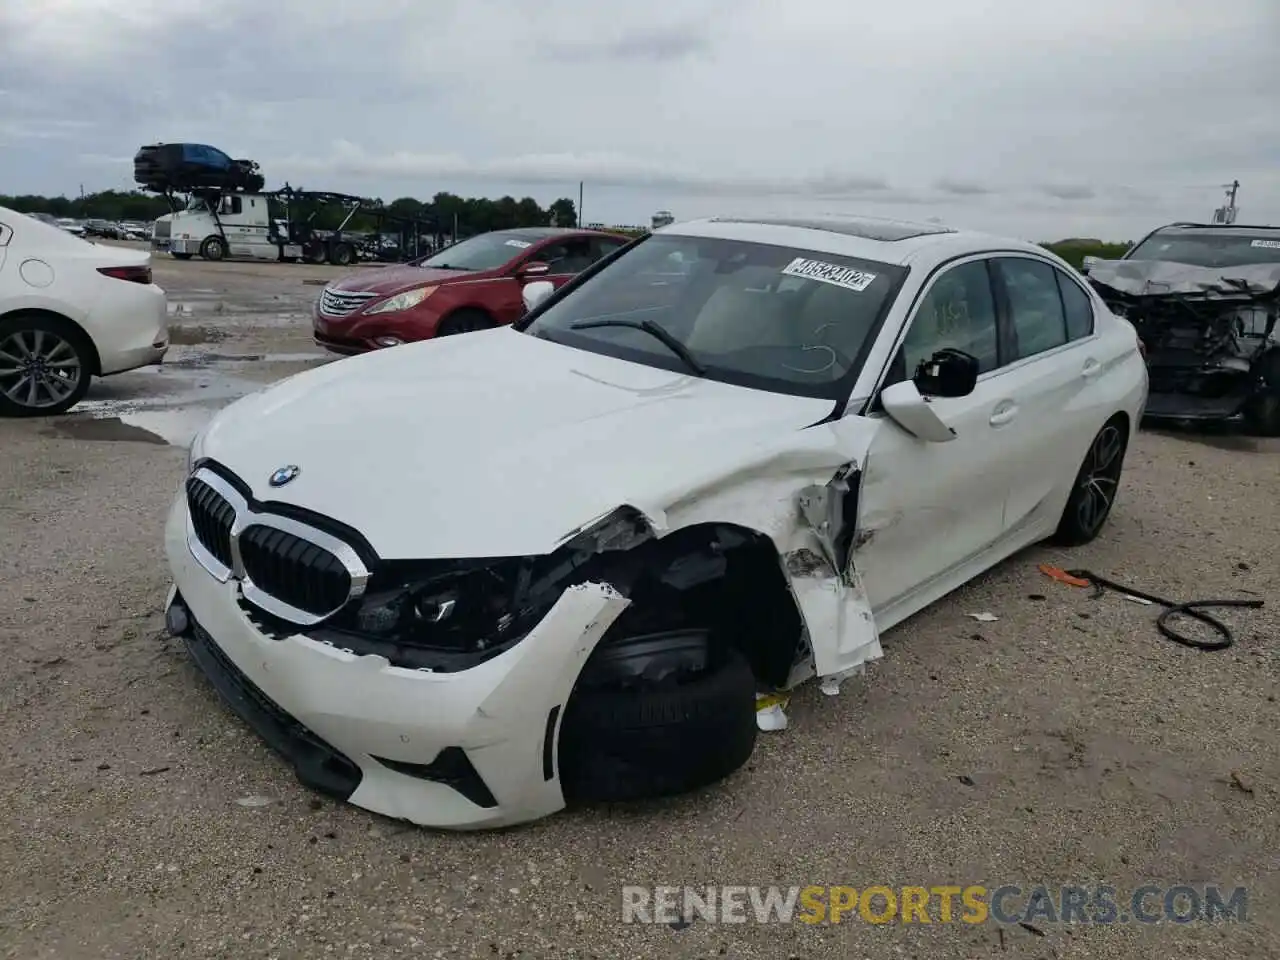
xmin=49 ymin=417 xmax=169 ymax=445
xmin=119 ymin=408 xmax=217 ymax=446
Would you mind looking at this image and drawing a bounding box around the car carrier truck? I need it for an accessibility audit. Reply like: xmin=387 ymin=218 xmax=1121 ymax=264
xmin=135 ymin=142 xmax=441 ymax=265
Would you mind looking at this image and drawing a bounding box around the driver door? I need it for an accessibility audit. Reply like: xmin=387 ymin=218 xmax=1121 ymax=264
xmin=850 ymin=257 xmax=1016 ymax=617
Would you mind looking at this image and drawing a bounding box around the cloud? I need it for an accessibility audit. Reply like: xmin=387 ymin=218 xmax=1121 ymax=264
xmin=542 ymin=23 xmax=714 ymax=63
xmin=934 ymin=179 xmax=995 ymax=197
xmin=267 ymin=140 xmax=896 ymax=198
xmin=1040 ymin=184 xmax=1097 ymax=201
xmin=2 ymin=0 xmax=1278 ymax=240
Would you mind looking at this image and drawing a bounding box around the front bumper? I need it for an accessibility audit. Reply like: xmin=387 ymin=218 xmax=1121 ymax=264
xmin=163 ymin=493 xmax=628 ymax=829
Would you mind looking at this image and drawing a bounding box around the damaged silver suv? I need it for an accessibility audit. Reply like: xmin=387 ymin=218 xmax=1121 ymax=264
xmin=1084 ymin=222 xmax=1280 ymax=435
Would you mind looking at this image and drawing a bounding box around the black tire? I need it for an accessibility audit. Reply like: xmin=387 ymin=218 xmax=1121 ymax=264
xmin=171 ymin=252 xmax=193 ymax=261
xmin=200 ymin=236 xmax=227 ymax=262
xmin=1051 ymin=417 xmax=1129 ymax=546
xmin=1242 ymin=351 xmax=1280 ymax=437
xmin=558 ymin=645 xmax=758 ymax=804
xmin=304 ymin=243 xmax=328 ymax=265
xmin=437 ymin=309 xmax=494 ymax=336
xmin=330 ymin=242 xmax=355 ymax=267
xmin=0 ymin=313 xmax=95 ymax=417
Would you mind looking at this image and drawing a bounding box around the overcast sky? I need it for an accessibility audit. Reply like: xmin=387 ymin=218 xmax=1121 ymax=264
xmin=2 ymin=0 xmax=1277 ymax=241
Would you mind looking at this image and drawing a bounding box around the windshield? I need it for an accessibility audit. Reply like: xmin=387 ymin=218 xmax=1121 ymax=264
xmin=1127 ymin=231 xmax=1280 ymax=268
xmin=416 ymin=232 xmax=538 ymax=272
xmin=523 ymin=234 xmax=906 ymax=401
xmin=184 ymin=197 xmax=209 ymax=212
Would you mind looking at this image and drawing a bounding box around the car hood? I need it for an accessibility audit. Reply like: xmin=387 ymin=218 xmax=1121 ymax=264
xmin=1088 ymin=259 xmax=1280 ymax=300
xmin=327 ymin=264 xmax=478 ymax=295
xmin=197 ymin=329 xmax=841 ymax=558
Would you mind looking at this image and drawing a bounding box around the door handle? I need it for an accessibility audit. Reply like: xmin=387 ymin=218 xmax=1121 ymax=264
xmin=1081 ymin=358 xmax=1102 ymax=380
xmin=989 ymin=401 xmax=1018 ymax=427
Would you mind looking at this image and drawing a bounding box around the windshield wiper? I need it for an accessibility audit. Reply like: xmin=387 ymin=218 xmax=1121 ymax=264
xmin=568 ymin=318 xmax=706 ymax=376
xmin=426 ymin=263 xmax=473 ymax=271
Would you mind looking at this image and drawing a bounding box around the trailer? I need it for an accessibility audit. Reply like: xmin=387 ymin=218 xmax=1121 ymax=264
xmin=149 ymin=185 xmax=442 ymax=265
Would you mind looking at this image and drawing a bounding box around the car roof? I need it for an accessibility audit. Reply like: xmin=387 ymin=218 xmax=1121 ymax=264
xmin=662 ymin=214 xmax=1047 ymax=266
xmin=495 ymin=227 xmax=626 ymax=240
xmin=1148 ymin=222 xmax=1280 ymax=237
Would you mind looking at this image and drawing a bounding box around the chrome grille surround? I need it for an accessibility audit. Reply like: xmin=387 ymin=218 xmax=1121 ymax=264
xmin=318 ymin=287 xmax=378 ymax=318
xmin=184 ymin=466 xmax=371 ymax=626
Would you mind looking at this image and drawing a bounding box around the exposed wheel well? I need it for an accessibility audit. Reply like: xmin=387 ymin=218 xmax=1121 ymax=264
xmin=0 ymin=308 xmax=101 ymax=375
xmin=593 ymin=521 xmax=807 ymax=689
xmin=442 ymin=305 xmax=495 ymax=325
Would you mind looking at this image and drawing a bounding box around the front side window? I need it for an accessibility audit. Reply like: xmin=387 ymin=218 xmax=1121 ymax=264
xmin=523 ymin=234 xmax=906 ymax=400
xmin=995 ymin=258 xmax=1069 ymax=361
xmin=417 ymin=232 xmax=541 ymax=272
xmin=899 ymin=260 xmax=999 ymax=375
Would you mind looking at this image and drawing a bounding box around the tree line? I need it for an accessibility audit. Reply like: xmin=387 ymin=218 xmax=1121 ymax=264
xmin=0 ymin=189 xmax=582 ymax=234
xmin=1 ymin=188 xmax=1130 ymax=258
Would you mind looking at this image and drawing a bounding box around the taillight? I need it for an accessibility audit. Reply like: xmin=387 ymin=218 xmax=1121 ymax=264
xmin=98 ymin=265 xmax=152 ymax=285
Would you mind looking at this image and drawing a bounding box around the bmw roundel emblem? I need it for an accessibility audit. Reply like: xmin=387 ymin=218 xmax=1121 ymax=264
xmin=269 ymin=464 xmax=301 ymax=487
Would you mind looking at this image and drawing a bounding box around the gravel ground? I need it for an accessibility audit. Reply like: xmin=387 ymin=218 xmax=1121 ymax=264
xmin=0 ymin=254 xmax=1276 ymax=959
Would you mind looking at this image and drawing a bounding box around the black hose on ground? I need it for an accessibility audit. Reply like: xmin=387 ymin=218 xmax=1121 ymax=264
xmin=1064 ymin=569 xmax=1264 ymax=652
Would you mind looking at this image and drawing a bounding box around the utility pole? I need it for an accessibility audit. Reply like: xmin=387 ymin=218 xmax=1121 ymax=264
xmin=578 ymin=181 xmax=584 ymax=228
xmin=1213 ymin=180 xmax=1240 ymax=224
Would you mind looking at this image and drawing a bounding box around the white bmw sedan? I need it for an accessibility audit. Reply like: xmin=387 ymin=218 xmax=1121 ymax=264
xmin=0 ymin=206 xmax=169 ymax=416
xmin=163 ymin=215 xmax=1147 ymax=829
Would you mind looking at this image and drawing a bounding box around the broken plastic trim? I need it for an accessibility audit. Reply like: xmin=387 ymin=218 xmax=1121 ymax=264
xmin=371 ymin=749 xmax=499 ymax=809
xmin=249 ymin=507 xmax=654 ymax=673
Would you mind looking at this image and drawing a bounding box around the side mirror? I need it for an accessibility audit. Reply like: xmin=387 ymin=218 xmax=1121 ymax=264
xmin=519 ymin=260 xmax=551 ymax=278
xmin=1080 ymin=255 xmax=1099 ymax=274
xmin=913 ymin=348 xmax=978 ymax=398
xmin=522 ymin=280 xmax=555 ymax=313
xmin=879 ymin=349 xmax=979 ymax=443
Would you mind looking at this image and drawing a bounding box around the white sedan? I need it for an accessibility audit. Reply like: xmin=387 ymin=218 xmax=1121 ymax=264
xmin=163 ymin=215 xmax=1147 ymax=829
xmin=0 ymin=206 xmax=169 ymax=415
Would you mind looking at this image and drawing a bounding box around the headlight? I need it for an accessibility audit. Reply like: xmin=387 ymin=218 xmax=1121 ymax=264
xmin=365 ymin=286 xmax=437 ymax=315
xmin=306 ymin=508 xmax=653 ymax=670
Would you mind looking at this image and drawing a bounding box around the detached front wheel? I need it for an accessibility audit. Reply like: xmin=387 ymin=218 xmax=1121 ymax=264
xmin=558 ymin=636 xmax=758 ymax=804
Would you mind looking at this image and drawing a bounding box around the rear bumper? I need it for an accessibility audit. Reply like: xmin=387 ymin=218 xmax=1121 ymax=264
xmin=93 ymin=285 xmax=170 ymax=375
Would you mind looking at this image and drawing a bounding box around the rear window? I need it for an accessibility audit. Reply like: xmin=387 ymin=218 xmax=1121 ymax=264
xmin=1126 ymin=231 xmax=1280 ymax=268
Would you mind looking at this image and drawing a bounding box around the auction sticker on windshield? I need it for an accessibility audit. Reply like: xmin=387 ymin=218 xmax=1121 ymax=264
xmin=506 ymin=239 xmax=532 ymax=249
xmin=1250 ymin=239 xmax=1280 ymax=249
xmin=782 ymin=257 xmax=878 ymax=293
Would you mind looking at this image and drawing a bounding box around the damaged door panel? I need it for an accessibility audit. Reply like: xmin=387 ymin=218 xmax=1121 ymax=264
xmin=850 ymin=411 xmax=1007 ymax=617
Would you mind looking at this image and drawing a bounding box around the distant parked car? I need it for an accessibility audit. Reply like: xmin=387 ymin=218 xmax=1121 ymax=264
xmin=0 ymin=206 xmax=169 ymax=416
xmin=313 ymin=227 xmax=632 ymax=354
xmin=55 ymin=218 xmax=86 ymax=237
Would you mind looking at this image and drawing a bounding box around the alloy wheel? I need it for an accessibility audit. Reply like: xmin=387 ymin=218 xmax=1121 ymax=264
xmin=0 ymin=329 xmax=84 ymax=409
xmin=1075 ymin=424 xmax=1124 ymax=535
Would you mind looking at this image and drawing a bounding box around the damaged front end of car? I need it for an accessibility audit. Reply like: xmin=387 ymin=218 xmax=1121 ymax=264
xmin=1086 ymin=259 xmax=1280 ymax=424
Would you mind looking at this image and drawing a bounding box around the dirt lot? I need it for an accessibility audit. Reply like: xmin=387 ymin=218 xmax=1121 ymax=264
xmin=0 ymin=251 xmax=1277 ymax=959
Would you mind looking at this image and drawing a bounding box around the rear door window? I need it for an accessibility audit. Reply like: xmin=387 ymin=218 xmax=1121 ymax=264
xmin=1056 ymin=271 xmax=1095 ymax=341
xmin=994 ymin=258 xmax=1069 ymax=361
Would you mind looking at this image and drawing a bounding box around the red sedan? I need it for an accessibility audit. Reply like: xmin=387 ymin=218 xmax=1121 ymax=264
xmin=313 ymin=227 xmax=631 ymax=354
